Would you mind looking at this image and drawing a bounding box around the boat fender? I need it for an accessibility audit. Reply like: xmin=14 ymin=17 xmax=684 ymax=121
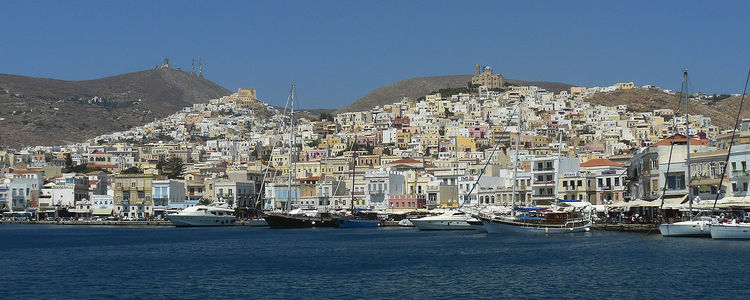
xmin=700 ymin=222 xmax=704 ymax=231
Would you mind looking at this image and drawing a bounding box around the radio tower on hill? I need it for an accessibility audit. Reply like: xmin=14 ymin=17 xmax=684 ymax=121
xmin=191 ymin=58 xmax=195 ymax=74
xmin=198 ymin=58 xmax=203 ymax=77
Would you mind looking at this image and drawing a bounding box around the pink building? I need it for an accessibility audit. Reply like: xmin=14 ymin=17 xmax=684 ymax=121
xmin=389 ymin=194 xmax=426 ymax=210
xmin=468 ymin=126 xmax=488 ymax=138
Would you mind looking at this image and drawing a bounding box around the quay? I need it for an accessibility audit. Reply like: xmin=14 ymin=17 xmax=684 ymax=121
xmin=1 ymin=220 xmax=175 ymax=226
xmin=592 ymin=223 xmax=659 ymax=234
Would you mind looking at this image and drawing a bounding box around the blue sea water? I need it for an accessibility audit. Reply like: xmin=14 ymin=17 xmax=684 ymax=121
xmin=1 ymin=225 xmax=750 ymax=299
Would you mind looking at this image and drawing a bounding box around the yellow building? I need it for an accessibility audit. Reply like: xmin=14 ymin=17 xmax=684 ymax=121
xmin=114 ymin=174 xmax=158 ymax=218
xmin=396 ymin=132 xmax=411 ymax=149
xmin=456 ymin=136 xmax=476 ymax=152
xmin=614 ymin=82 xmax=635 ymax=89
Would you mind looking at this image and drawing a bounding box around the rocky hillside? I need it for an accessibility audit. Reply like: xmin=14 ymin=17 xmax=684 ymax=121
xmin=0 ymin=68 xmax=230 ymax=148
xmin=585 ymin=88 xmax=748 ymax=129
xmin=337 ymin=75 xmax=575 ymax=113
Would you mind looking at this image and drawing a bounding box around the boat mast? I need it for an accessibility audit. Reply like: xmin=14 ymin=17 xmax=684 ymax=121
xmin=454 ymin=135 xmax=459 ymax=208
xmin=286 ymin=84 xmax=296 ymax=212
xmin=512 ymin=102 xmax=521 ymax=210
xmin=350 ymin=148 xmax=356 ymax=211
xmin=555 ymin=130 xmax=563 ymax=207
xmin=684 ymin=71 xmax=693 ymax=218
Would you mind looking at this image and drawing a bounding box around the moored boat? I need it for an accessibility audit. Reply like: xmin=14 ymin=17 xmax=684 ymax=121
xmin=168 ymin=204 xmax=236 ymax=227
xmin=264 ymin=209 xmax=335 ymax=228
xmin=659 ymin=220 xmax=711 ymax=237
xmin=334 ymin=216 xmax=380 ymax=228
xmin=710 ymin=222 xmax=750 ymax=239
xmin=478 ymin=206 xmax=591 ymax=234
xmin=410 ymin=210 xmax=478 ymax=231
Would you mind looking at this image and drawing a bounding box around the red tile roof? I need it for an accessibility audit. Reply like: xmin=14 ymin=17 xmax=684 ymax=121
xmin=581 ymin=158 xmax=622 ymax=167
xmin=652 ymin=134 xmax=708 ymax=146
xmin=389 ymin=158 xmax=422 ymax=165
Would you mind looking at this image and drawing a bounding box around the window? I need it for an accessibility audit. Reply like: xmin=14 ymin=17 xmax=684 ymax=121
xmin=131 ymin=182 xmax=136 ymax=188
xmin=615 ymin=178 xmax=620 ymax=186
xmin=598 ymin=178 xmax=603 ymax=187
xmin=578 ymin=180 xmax=582 ymax=187
xmin=732 ymin=183 xmax=737 ymax=193
xmin=745 ymin=182 xmax=749 ymax=192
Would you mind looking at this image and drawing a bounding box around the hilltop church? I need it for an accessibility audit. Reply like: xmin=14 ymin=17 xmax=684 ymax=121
xmin=471 ymin=64 xmax=504 ymax=89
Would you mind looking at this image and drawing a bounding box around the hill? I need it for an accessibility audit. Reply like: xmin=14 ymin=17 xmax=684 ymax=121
xmin=337 ymin=75 xmax=575 ymax=113
xmin=584 ymin=88 xmax=747 ymax=129
xmin=0 ymin=68 xmax=230 ymax=148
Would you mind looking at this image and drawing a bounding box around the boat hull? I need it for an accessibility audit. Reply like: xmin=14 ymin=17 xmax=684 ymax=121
xmin=264 ymin=214 xmax=335 ymax=229
xmin=247 ymin=218 xmax=268 ymax=227
xmin=334 ymin=217 xmax=380 ymax=228
xmin=480 ymin=217 xmax=590 ymax=234
xmin=659 ymin=221 xmax=711 ymax=237
xmin=410 ymin=219 xmax=475 ymax=231
xmin=710 ymin=223 xmax=750 ymax=239
xmin=169 ymin=215 xmax=236 ymax=227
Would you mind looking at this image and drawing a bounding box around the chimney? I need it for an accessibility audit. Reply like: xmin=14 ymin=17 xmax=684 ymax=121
xmin=742 ymin=118 xmax=750 ymax=132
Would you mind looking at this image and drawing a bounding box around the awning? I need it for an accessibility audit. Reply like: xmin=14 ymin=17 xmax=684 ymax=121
xmin=92 ymin=208 xmax=113 ymax=216
xmin=67 ymin=209 xmax=91 ymax=213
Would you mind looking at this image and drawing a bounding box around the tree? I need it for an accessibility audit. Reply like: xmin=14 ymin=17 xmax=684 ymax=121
xmin=162 ymin=157 xmax=185 ymax=179
xmin=319 ymin=112 xmax=334 ymax=122
xmin=121 ymin=166 xmax=142 ymax=174
xmin=64 ymin=153 xmax=73 ymax=169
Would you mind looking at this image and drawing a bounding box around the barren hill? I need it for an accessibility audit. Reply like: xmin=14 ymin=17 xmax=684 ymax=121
xmin=0 ymin=68 xmax=230 ymax=148
xmin=585 ymin=88 xmax=746 ymax=129
xmin=337 ymin=75 xmax=575 ymax=113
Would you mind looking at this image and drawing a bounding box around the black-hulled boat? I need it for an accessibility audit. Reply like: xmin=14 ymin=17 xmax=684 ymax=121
xmin=264 ymin=211 xmax=336 ymax=228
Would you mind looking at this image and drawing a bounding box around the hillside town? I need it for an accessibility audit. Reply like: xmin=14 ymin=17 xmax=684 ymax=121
xmin=1 ymin=65 xmax=748 ymax=222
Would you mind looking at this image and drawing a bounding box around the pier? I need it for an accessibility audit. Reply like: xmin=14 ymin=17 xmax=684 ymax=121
xmin=592 ymin=223 xmax=659 ymax=233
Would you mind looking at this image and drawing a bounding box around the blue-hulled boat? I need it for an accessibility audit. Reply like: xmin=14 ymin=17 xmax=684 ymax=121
xmin=334 ymin=216 xmax=380 ymax=228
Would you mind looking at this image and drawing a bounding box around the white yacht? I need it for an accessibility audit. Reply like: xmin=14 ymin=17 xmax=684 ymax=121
xmin=710 ymin=222 xmax=750 ymax=239
xmin=659 ymin=219 xmax=711 ymax=237
xmin=168 ymin=204 xmax=236 ymax=227
xmin=410 ymin=210 xmax=483 ymax=231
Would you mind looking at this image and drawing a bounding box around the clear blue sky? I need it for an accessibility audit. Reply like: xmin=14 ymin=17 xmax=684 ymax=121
xmin=2 ymin=1 xmax=749 ymax=108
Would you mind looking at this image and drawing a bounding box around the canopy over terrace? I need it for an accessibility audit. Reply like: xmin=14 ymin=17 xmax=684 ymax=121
xmin=694 ymin=196 xmax=750 ymax=209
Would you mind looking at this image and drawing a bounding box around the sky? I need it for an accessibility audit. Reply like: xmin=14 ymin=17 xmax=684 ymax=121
xmin=1 ymin=1 xmax=749 ymax=109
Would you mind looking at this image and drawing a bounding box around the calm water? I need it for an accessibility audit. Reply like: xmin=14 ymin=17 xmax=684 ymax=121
xmin=1 ymin=225 xmax=749 ymax=299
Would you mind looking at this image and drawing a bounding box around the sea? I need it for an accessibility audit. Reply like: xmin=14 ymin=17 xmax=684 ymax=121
xmin=1 ymin=225 xmax=749 ymax=299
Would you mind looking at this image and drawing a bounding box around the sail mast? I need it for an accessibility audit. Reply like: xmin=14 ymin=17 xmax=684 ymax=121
xmin=555 ymin=130 xmax=563 ymax=206
xmin=286 ymin=84 xmax=296 ymax=212
xmin=512 ymin=102 xmax=521 ymax=209
xmin=684 ymin=71 xmax=693 ymax=217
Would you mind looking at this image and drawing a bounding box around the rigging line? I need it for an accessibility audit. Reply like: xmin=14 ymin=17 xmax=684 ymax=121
xmin=257 ymin=89 xmax=293 ymax=212
xmin=713 ymin=68 xmax=750 ymax=211
xmin=330 ymin=127 xmax=361 ymax=209
xmin=659 ymin=75 xmax=686 ymax=214
xmin=462 ymin=103 xmax=521 ymax=207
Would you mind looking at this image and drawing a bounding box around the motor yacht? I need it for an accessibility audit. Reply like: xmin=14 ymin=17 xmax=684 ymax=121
xmin=168 ymin=204 xmax=236 ymax=227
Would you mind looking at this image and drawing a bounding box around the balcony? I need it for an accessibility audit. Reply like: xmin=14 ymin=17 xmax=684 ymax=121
xmin=732 ymin=170 xmax=749 ymax=178
xmin=533 ymin=180 xmax=555 ymax=185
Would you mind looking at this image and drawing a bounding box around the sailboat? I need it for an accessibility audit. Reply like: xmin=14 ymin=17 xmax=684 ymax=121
xmin=659 ymin=71 xmax=711 ymax=237
xmin=710 ymin=69 xmax=750 ymax=239
xmin=478 ymin=102 xmax=592 ymax=234
xmin=263 ymin=84 xmax=335 ymax=228
xmin=333 ymin=151 xmax=381 ymax=228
